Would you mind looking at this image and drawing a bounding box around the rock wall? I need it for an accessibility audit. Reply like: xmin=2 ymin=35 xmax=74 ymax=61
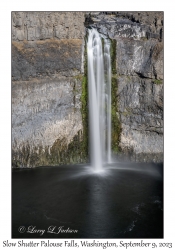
xmin=86 ymin=12 xmax=163 ymax=162
xmin=12 ymin=12 xmax=86 ymax=167
xmin=12 ymin=11 xmax=163 ymax=167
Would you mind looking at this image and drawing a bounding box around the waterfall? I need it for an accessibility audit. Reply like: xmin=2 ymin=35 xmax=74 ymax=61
xmin=87 ymin=28 xmax=112 ymax=171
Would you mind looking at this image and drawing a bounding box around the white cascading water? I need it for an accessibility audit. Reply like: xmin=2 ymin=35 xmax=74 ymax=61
xmin=87 ymin=28 xmax=112 ymax=171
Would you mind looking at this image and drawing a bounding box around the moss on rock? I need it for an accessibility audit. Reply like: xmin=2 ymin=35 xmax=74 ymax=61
xmin=80 ymin=38 xmax=89 ymax=161
xmin=153 ymin=79 xmax=163 ymax=84
xmin=110 ymin=39 xmax=121 ymax=153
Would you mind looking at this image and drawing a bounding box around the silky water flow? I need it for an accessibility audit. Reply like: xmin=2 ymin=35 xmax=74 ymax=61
xmin=87 ymin=28 xmax=112 ymax=171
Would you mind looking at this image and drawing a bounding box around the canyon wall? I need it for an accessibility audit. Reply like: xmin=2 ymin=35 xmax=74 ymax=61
xmin=86 ymin=12 xmax=163 ymax=162
xmin=12 ymin=11 xmax=163 ymax=167
xmin=12 ymin=12 xmax=86 ymax=167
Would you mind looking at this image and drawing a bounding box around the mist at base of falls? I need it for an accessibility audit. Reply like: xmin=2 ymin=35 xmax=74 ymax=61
xmin=12 ymin=163 xmax=163 ymax=238
xmin=87 ymin=28 xmax=112 ymax=171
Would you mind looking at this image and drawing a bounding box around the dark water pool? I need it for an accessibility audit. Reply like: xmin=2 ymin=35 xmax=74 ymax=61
xmin=12 ymin=162 xmax=163 ymax=238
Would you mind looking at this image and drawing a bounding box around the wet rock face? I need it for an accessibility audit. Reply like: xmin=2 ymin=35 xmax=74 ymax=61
xmin=86 ymin=12 xmax=163 ymax=162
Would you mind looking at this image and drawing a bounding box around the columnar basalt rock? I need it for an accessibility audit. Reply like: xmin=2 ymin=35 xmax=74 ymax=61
xmin=85 ymin=12 xmax=163 ymax=162
xmin=12 ymin=12 xmax=86 ymax=167
xmin=12 ymin=12 xmax=85 ymax=41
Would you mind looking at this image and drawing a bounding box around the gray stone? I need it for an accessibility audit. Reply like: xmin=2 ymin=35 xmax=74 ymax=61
xmin=12 ymin=39 xmax=83 ymax=81
xmin=85 ymin=11 xmax=163 ymax=40
xmin=12 ymin=12 xmax=86 ymax=167
xmin=12 ymin=77 xmax=83 ymax=167
xmin=12 ymin=12 xmax=85 ymax=41
xmin=117 ymin=76 xmax=163 ymax=161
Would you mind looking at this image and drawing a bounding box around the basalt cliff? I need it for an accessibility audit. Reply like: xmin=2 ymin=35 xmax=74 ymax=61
xmin=12 ymin=12 xmax=163 ymax=167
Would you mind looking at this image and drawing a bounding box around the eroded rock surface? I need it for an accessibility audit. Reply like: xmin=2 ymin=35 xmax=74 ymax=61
xmin=12 ymin=12 xmax=86 ymax=167
xmin=12 ymin=12 xmax=85 ymax=41
xmin=86 ymin=12 xmax=163 ymax=162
